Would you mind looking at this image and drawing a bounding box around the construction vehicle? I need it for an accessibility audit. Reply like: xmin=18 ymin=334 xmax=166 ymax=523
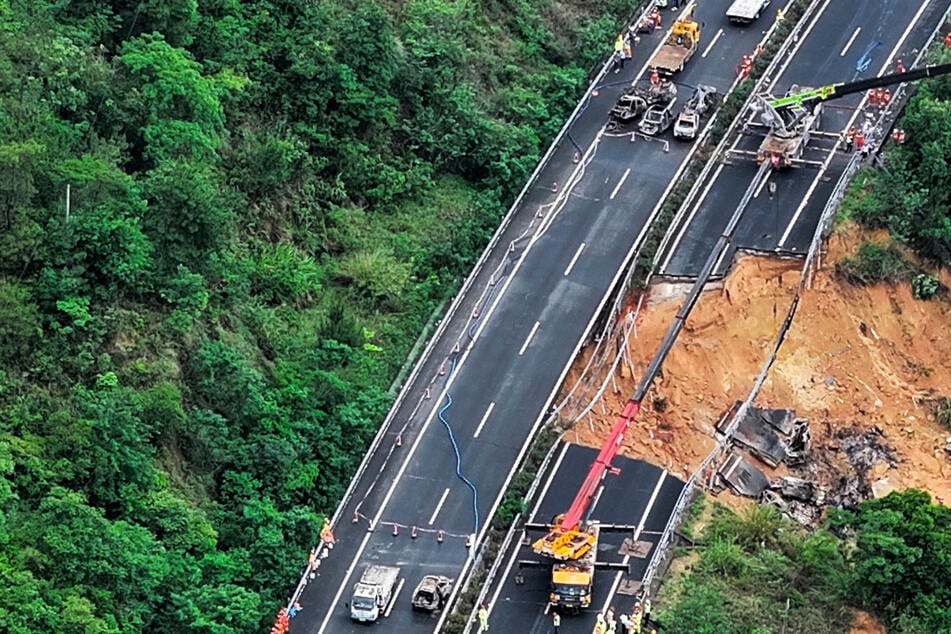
xmin=517 ymin=60 xmax=951 ymax=621
xmin=532 ymin=519 xmax=601 ymax=613
xmin=649 ymin=3 xmax=701 ymax=75
xmin=349 ymin=564 xmax=401 ymax=622
xmin=755 ymin=84 xmax=822 ymax=168
xmin=673 ymin=85 xmax=719 ymax=141
xmin=608 ymin=80 xmax=678 ymax=132
xmin=741 ymin=61 xmax=951 ymax=168
xmin=726 ymin=0 xmax=771 ymax=24
xmin=410 ymin=575 xmax=453 ymax=612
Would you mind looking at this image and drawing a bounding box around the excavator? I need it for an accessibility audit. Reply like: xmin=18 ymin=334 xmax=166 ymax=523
xmin=522 ymin=59 xmax=951 ymax=616
xmin=742 ymin=61 xmax=951 ymax=168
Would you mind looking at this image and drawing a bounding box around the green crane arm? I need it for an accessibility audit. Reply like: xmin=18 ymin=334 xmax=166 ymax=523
xmin=768 ymin=62 xmax=951 ymax=110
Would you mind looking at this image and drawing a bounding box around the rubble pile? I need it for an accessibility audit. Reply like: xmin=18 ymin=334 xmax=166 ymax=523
xmin=715 ymin=406 xmax=906 ymax=526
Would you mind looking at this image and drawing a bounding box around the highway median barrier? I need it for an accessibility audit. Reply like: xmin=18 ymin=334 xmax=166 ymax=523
xmin=440 ymin=1 xmax=822 ymax=631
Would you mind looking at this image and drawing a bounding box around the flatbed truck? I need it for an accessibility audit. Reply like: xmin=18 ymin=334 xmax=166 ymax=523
xmin=649 ymin=6 xmax=701 ymax=75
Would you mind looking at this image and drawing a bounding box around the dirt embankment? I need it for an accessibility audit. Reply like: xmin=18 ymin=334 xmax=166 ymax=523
xmin=571 ymin=224 xmax=951 ymax=503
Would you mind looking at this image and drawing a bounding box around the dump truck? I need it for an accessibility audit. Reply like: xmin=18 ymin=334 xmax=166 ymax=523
xmin=726 ymin=0 xmax=771 ymax=24
xmin=649 ymin=6 xmax=701 ymax=74
xmin=410 ymin=575 xmax=453 ymax=612
xmin=349 ymin=564 xmax=401 ymax=622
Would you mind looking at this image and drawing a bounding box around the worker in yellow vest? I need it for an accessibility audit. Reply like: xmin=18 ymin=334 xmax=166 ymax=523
xmin=478 ymin=605 xmax=489 ymax=631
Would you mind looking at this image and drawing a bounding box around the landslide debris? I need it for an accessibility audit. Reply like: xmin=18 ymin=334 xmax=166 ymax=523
xmin=570 ymin=225 xmax=951 ymax=513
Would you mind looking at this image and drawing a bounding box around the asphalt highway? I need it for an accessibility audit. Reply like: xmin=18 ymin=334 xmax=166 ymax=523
xmin=289 ymin=1 xmax=769 ymax=632
xmin=658 ymin=0 xmax=951 ymax=279
xmin=484 ymin=444 xmax=684 ymax=634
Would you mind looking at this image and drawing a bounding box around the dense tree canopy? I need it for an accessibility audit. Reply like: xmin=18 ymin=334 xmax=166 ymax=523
xmin=842 ymin=46 xmax=951 ymax=265
xmin=0 ymin=0 xmax=636 ymax=630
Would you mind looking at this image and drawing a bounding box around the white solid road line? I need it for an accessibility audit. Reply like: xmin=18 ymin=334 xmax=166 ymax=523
xmin=840 ymin=27 xmax=862 ymax=57
xmin=384 ymin=577 xmax=405 ymax=619
xmin=329 ymin=11 xmax=712 ymax=632
xmin=518 ymin=321 xmax=541 ymax=356
xmin=778 ymin=0 xmax=933 ymax=248
xmin=564 ymin=243 xmax=586 ymax=276
xmin=473 ymin=401 xmax=495 ymax=439
xmin=319 ymin=130 xmax=600 ymax=634
xmin=428 ymin=487 xmax=451 ymax=525
xmin=753 ymin=172 xmax=771 ymax=198
xmin=610 ymin=168 xmax=631 ymax=200
xmin=660 ymin=163 xmax=725 ymax=272
xmin=702 ymin=28 xmax=724 ymax=58
xmin=319 ymin=531 xmax=372 ymax=631
xmin=660 ymin=0 xmax=834 ymax=272
xmin=590 ymin=484 xmax=606 ymax=515
xmin=599 ymin=470 xmax=668 ymax=616
xmin=528 ymin=443 xmax=571 ymax=522
xmin=487 ymin=442 xmax=571 ymax=614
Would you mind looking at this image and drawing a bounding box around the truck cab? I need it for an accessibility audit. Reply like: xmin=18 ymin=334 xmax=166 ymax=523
xmin=550 ymin=565 xmax=593 ymax=612
xmin=349 ymin=588 xmax=382 ymax=622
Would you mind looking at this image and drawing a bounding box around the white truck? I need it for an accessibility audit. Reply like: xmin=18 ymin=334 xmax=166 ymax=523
xmin=726 ymin=0 xmax=771 ymax=23
xmin=349 ymin=565 xmax=401 ymax=623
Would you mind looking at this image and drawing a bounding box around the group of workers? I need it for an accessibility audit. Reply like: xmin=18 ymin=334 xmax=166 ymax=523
xmin=479 ymin=594 xmax=656 ymax=633
xmin=843 ymin=126 xmax=867 ymax=153
xmin=269 ymin=603 xmax=302 ymax=634
xmin=593 ymin=596 xmax=655 ymax=634
xmin=867 ymin=87 xmax=892 ymax=107
xmin=638 ymin=8 xmax=665 ymax=33
xmin=613 ymin=33 xmax=635 ymax=73
xmin=613 ymin=5 xmax=669 ymax=73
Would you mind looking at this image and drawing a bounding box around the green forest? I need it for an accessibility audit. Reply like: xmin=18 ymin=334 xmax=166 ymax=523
xmin=659 ymin=490 xmax=951 ymax=634
xmin=3 ymin=0 xmax=950 ymax=631
xmin=0 ymin=0 xmax=636 ymax=631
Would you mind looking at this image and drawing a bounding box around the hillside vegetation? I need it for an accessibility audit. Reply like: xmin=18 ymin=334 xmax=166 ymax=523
xmin=659 ymin=491 xmax=951 ymax=634
xmin=0 ymin=0 xmax=637 ymax=631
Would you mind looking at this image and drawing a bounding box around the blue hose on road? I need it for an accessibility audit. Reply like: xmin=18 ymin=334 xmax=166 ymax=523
xmin=437 ymin=356 xmax=481 ymax=535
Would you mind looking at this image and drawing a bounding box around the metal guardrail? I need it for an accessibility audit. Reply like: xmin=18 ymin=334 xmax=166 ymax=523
xmin=640 ymin=0 xmax=836 ymax=589
xmin=454 ymin=0 xmax=827 ymax=624
xmin=652 ymin=0 xmax=811 ymax=271
xmin=641 ymin=1 xmax=951 ymax=593
xmin=280 ymin=0 xmax=662 ymax=617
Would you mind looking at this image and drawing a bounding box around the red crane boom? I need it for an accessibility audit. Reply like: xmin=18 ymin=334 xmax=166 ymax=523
xmin=558 ymin=399 xmax=641 ymax=531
